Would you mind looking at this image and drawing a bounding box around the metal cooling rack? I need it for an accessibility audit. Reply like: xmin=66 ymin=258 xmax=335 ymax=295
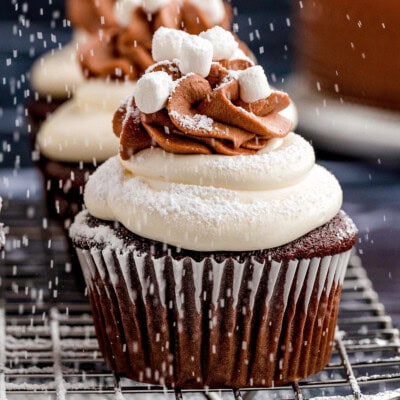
xmin=1 ymin=199 xmax=400 ymax=400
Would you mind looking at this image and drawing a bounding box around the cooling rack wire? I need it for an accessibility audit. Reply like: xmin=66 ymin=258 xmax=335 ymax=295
xmin=1 ymin=200 xmax=400 ymax=399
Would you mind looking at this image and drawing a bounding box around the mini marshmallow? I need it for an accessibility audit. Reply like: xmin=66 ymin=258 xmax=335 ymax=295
xmin=141 ymin=0 xmax=169 ymax=14
xmin=179 ymin=35 xmax=213 ymax=77
xmin=188 ymin=0 xmax=225 ymax=25
xmin=231 ymin=48 xmax=253 ymax=62
xmin=152 ymin=27 xmax=190 ymax=62
xmin=200 ymin=26 xmax=239 ymax=61
xmin=134 ymin=71 xmax=174 ymax=114
xmin=238 ymin=66 xmax=272 ymax=103
xmin=114 ymin=0 xmax=140 ymax=27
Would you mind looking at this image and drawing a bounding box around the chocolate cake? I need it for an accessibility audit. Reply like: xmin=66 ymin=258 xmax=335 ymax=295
xmin=296 ymin=0 xmax=400 ymax=110
xmin=71 ymin=210 xmax=356 ymax=388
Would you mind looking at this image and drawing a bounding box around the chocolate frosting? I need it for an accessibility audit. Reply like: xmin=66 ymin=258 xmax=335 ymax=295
xmin=66 ymin=0 xmax=116 ymax=33
xmin=113 ymin=61 xmax=292 ymax=157
xmin=77 ymin=1 xmax=250 ymax=81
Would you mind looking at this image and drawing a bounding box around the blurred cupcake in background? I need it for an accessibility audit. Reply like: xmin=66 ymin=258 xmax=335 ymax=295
xmin=28 ymin=0 xmax=117 ymax=125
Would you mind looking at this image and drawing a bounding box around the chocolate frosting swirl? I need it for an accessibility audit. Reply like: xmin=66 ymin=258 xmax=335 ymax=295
xmin=77 ymin=1 xmax=250 ymax=81
xmin=113 ymin=61 xmax=292 ymax=157
xmin=67 ymin=0 xmax=116 ymax=33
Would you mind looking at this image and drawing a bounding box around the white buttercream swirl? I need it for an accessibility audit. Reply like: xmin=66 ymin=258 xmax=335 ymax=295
xmin=30 ymin=32 xmax=86 ymax=99
xmin=37 ymin=80 xmax=136 ymax=163
xmin=84 ymin=133 xmax=343 ymax=251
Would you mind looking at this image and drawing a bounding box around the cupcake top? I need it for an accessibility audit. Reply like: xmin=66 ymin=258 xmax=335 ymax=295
xmin=113 ymin=27 xmax=290 ymax=157
xmin=77 ymin=0 xmax=245 ymax=82
xmin=82 ymin=28 xmax=343 ymax=252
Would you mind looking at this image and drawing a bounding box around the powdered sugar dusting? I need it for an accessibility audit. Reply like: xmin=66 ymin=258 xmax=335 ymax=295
xmin=69 ymin=211 xmax=125 ymax=250
xmin=170 ymin=111 xmax=214 ymax=132
xmin=146 ymin=60 xmax=180 ymax=75
xmin=215 ymin=67 xmax=241 ymax=89
xmin=311 ymin=390 xmax=400 ymax=400
xmin=81 ymin=154 xmax=343 ymax=252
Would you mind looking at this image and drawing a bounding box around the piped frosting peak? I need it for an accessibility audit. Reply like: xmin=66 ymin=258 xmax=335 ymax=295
xmin=113 ymin=27 xmax=292 ymax=157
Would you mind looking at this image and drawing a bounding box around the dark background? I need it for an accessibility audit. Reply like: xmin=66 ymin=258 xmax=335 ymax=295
xmin=0 ymin=1 xmax=399 ymax=326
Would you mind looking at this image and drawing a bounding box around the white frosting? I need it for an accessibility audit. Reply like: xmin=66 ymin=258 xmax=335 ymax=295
xmin=121 ymin=133 xmax=314 ymax=190
xmin=30 ymin=33 xmax=85 ymax=99
xmin=281 ymin=97 xmax=299 ymax=128
xmin=37 ymin=80 xmax=136 ymax=163
xmin=84 ymin=133 xmax=343 ymax=251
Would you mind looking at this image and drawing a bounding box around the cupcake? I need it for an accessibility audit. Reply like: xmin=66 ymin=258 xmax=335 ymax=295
xmin=28 ymin=0 xmax=118 ymax=125
xmin=69 ymin=28 xmax=357 ymax=388
xmin=34 ymin=0 xmax=259 ymax=224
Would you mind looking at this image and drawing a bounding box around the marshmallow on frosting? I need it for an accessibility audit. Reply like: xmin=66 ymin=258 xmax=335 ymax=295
xmin=152 ymin=28 xmax=190 ymax=62
xmin=200 ymin=26 xmax=239 ymax=61
xmin=239 ymin=66 xmax=272 ymax=103
xmin=179 ymin=35 xmax=213 ymax=77
xmin=188 ymin=0 xmax=225 ymax=25
xmin=135 ymin=71 xmax=174 ymax=113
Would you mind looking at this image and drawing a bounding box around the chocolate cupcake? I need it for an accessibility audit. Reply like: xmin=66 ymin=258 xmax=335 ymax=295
xmin=69 ymin=28 xmax=357 ymax=388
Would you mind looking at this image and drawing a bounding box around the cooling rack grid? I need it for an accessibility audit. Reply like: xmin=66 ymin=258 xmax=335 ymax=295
xmin=1 ymin=200 xmax=400 ymax=400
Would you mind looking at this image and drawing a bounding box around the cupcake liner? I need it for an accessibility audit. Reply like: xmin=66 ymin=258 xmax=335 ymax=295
xmin=75 ymin=246 xmax=352 ymax=388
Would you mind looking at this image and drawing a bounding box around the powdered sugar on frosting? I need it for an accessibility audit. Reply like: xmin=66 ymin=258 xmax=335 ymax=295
xmin=169 ymin=111 xmax=214 ymax=132
xmin=69 ymin=211 xmax=125 ymax=250
xmin=83 ymin=149 xmax=343 ymax=251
